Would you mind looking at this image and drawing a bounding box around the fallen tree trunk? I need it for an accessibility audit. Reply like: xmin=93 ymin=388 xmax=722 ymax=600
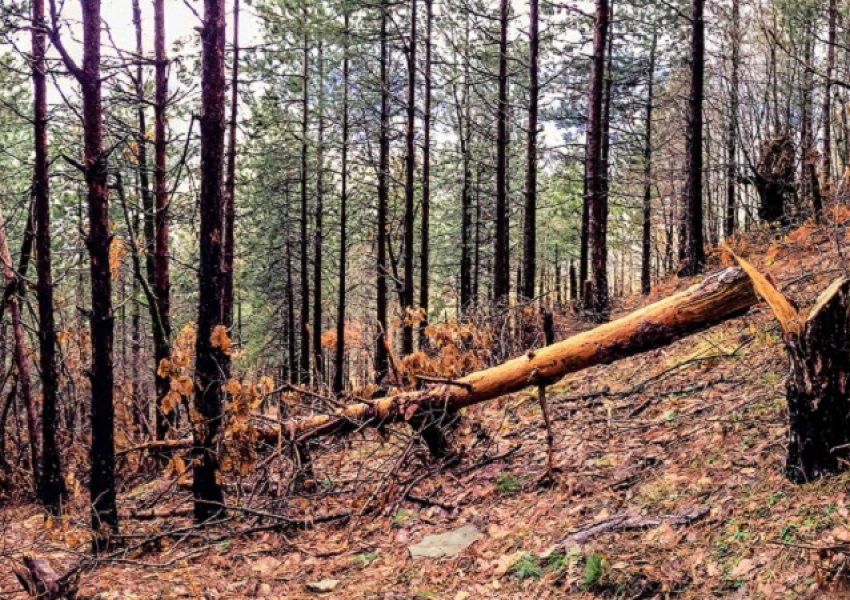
xmin=727 ymin=247 xmax=850 ymax=483
xmin=271 ymin=267 xmax=756 ymax=450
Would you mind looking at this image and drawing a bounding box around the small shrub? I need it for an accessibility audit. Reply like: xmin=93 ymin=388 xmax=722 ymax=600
xmin=511 ymin=554 xmax=543 ymax=580
xmin=496 ymin=474 xmax=523 ymax=495
xmin=582 ymin=552 xmax=605 ymax=589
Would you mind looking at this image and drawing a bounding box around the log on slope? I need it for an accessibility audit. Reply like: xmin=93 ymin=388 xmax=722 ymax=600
xmin=272 ymin=267 xmax=757 ymax=447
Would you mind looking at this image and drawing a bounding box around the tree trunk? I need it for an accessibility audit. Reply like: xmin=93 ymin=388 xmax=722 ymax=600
xmin=299 ymin=10 xmax=311 ymax=385
xmin=153 ymin=0 xmax=173 ymax=442
xmin=402 ymin=0 xmax=417 ymax=356
xmin=641 ymin=31 xmax=656 ymax=296
xmin=521 ymin=0 xmax=539 ymax=301
xmin=800 ymin=30 xmax=816 ymax=216
xmin=193 ymin=0 xmax=227 ymax=522
xmin=419 ymin=0 xmax=432 ymax=345
xmin=587 ymin=0 xmax=610 ymax=320
xmin=223 ymin=0 xmax=239 ymax=338
xmin=334 ymin=12 xmax=350 ymax=396
xmin=459 ymin=14 xmax=472 ymax=313
xmin=50 ymin=0 xmax=120 ymax=537
xmin=493 ymin=0 xmax=510 ymax=304
xmin=285 ymin=212 xmax=297 ymax=384
xmin=784 ymin=280 xmax=850 ymax=482
xmin=32 ymin=0 xmax=65 ymax=512
xmin=0 ymin=209 xmax=39 ymax=493
xmin=681 ymin=0 xmax=706 ymax=275
xmin=281 ymin=267 xmax=756 ymax=446
xmin=725 ymin=0 xmax=739 ymax=238
xmin=727 ymin=251 xmax=850 ymax=483
xmin=375 ymin=0 xmax=390 ymax=384
xmin=313 ymin=41 xmax=325 ymax=384
xmin=820 ymin=0 xmax=836 ymax=204
xmin=569 ymin=260 xmax=577 ymax=303
xmin=131 ymin=0 xmax=156 ymax=295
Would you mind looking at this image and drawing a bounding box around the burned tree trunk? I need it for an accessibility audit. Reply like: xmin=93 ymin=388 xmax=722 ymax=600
xmin=785 ymin=280 xmax=850 ymax=482
xmin=752 ymin=135 xmax=795 ymax=225
xmin=728 ymin=249 xmax=850 ymax=483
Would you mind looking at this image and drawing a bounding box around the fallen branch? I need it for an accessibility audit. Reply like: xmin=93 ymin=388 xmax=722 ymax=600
xmin=556 ymin=505 xmax=709 ymax=548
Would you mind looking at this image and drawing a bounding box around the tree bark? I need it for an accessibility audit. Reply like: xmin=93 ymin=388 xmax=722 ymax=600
xmin=334 ymin=12 xmax=350 ymax=396
xmin=725 ymin=0 xmax=739 ymax=238
xmin=281 ymin=267 xmax=756 ymax=446
xmin=820 ymin=0 xmax=836 ymax=204
xmin=784 ymin=279 xmax=850 ymax=482
xmin=299 ymin=8 xmax=311 ymax=385
xmin=32 ymin=0 xmax=65 ymax=512
xmin=313 ymin=40 xmax=325 ymax=383
xmin=49 ymin=0 xmax=119 ymax=537
xmin=375 ymin=0 xmax=390 ymax=384
xmin=402 ymin=0 xmax=417 ymax=356
xmin=521 ymin=0 xmax=539 ymax=302
xmin=459 ymin=14 xmax=472 ymax=313
xmin=641 ymin=31 xmax=656 ymax=296
xmin=0 ymin=209 xmax=39 ymax=493
xmin=223 ymin=0 xmax=239 ymax=339
xmin=680 ymin=0 xmax=706 ymax=276
xmin=493 ymin=0 xmax=510 ymax=304
xmin=587 ymin=0 xmax=610 ymax=320
xmin=193 ymin=0 xmax=227 ymax=522
xmin=727 ymin=251 xmax=850 ymax=483
xmin=419 ymin=0 xmax=432 ymax=345
xmin=152 ymin=0 xmax=174 ymax=442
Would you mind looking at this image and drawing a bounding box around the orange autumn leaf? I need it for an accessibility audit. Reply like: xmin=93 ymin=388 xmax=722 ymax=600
xmin=210 ymin=325 xmax=232 ymax=354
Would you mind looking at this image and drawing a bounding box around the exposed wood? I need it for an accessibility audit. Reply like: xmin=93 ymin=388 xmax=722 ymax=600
xmin=274 ymin=267 xmax=756 ymax=447
xmin=728 ymin=252 xmax=850 ymax=483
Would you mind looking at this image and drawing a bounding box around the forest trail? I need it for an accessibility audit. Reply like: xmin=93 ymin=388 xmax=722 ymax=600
xmin=2 ymin=212 xmax=849 ymax=598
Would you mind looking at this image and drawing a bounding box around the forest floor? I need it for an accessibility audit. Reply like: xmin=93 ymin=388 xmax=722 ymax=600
xmin=3 ymin=211 xmax=850 ymax=599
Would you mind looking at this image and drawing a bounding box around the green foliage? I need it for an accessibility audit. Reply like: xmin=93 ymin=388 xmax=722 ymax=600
xmin=511 ymin=554 xmax=543 ymax=580
xmin=352 ymin=552 xmax=378 ymax=567
xmin=495 ymin=474 xmax=523 ymax=495
xmin=392 ymin=510 xmax=413 ymax=529
xmin=582 ymin=552 xmax=605 ymax=589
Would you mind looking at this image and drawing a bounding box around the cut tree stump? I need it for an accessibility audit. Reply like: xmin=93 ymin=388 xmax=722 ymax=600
xmin=727 ymin=247 xmax=850 ymax=483
xmin=268 ymin=267 xmax=757 ymax=451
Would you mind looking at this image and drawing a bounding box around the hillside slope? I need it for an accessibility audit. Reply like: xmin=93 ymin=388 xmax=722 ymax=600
xmin=3 ymin=212 xmax=850 ymax=599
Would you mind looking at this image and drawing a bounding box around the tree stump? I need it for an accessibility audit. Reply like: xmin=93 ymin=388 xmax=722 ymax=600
xmin=727 ymin=246 xmax=850 ymax=482
xmin=785 ymin=279 xmax=850 ymax=482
